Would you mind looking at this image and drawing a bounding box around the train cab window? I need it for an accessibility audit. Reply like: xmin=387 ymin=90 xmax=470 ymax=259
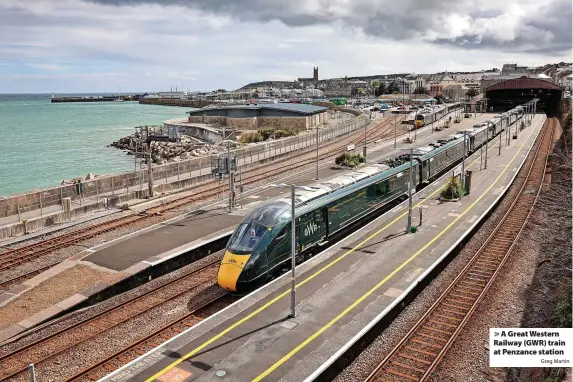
xmin=228 ymin=222 xmax=268 ymax=254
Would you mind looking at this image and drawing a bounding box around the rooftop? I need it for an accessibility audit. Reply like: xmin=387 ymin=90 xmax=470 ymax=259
xmin=486 ymin=77 xmax=563 ymax=91
xmin=187 ymin=103 xmax=328 ymax=116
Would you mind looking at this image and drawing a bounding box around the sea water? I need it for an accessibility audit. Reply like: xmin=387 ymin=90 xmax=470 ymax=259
xmin=0 ymin=94 xmax=188 ymax=197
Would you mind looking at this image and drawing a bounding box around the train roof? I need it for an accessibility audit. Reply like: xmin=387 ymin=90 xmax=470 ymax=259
xmin=418 ymin=136 xmax=464 ymax=161
xmin=255 ymin=161 xmax=413 ymax=220
xmin=274 ymin=163 xmax=391 ymax=207
xmin=412 ymin=146 xmax=435 ymax=156
xmin=295 ymin=162 xmax=413 ymax=215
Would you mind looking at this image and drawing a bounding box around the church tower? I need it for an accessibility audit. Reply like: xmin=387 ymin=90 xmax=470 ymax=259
xmin=313 ymin=66 xmax=319 ymax=83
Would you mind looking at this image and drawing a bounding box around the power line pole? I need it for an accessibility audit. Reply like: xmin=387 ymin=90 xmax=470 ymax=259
xmin=290 ymin=184 xmax=297 ymax=318
xmin=316 ymin=126 xmax=319 ymax=180
xmin=223 ymin=125 xmax=233 ymax=213
xmin=406 ymin=147 xmax=413 ymax=233
xmin=147 ymin=141 xmax=154 ymax=197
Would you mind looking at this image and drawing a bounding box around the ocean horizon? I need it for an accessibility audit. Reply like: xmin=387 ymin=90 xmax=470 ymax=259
xmin=0 ymin=93 xmax=190 ymax=197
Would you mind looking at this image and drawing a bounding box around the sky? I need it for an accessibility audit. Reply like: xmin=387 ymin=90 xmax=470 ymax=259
xmin=0 ymin=0 xmax=571 ymax=93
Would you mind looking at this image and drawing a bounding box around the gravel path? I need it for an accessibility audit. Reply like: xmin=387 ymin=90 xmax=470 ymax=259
xmin=0 ymin=265 xmax=114 ymax=329
xmin=334 ymin=127 xmax=539 ymax=382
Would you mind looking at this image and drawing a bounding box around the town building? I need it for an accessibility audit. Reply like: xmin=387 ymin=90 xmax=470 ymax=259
xmin=297 ymin=67 xmax=319 ymax=85
xmin=501 ymin=64 xmax=530 ymax=75
xmin=186 ymin=103 xmax=329 ymax=131
xmin=427 ymin=73 xmax=456 ymax=96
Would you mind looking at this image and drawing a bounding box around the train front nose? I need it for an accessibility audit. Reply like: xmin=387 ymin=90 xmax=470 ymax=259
xmin=217 ymin=251 xmax=251 ymax=292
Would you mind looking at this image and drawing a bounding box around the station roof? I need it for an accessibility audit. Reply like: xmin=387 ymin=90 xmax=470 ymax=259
xmin=187 ymin=103 xmax=327 ymax=116
xmin=486 ymin=77 xmax=562 ymax=91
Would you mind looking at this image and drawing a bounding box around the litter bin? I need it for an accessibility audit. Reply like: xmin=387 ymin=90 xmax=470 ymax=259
xmin=464 ymin=170 xmax=472 ymax=195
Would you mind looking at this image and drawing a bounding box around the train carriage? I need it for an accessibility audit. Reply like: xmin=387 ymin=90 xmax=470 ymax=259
xmin=416 ymin=138 xmax=467 ymax=183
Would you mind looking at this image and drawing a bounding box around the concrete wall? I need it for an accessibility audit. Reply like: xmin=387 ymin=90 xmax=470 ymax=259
xmin=186 ymin=111 xmax=329 ymax=131
xmin=226 ymin=117 xmax=258 ymax=130
xmin=258 ymin=116 xmax=307 ymax=131
xmin=163 ymin=122 xmax=222 ymax=143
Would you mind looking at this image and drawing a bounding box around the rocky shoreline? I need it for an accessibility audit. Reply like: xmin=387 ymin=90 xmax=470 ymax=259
xmin=110 ymin=134 xmax=232 ymax=164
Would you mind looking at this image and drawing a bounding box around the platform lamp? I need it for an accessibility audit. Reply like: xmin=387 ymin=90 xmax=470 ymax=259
xmin=395 ymin=148 xmax=415 ymax=233
xmin=271 ymin=183 xmax=314 ymax=318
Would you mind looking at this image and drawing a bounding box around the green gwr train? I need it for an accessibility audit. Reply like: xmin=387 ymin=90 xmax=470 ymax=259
xmin=218 ymin=106 xmax=525 ymax=293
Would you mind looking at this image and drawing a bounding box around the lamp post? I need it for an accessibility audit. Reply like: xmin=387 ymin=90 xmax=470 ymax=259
xmin=485 ymin=121 xmax=489 ymax=169
xmin=271 ymin=183 xmax=314 ymax=318
xmin=461 ymin=130 xmax=467 ymax=187
xmin=394 ymin=113 xmax=398 ymax=149
xmin=363 ymin=117 xmax=367 ymax=161
xmin=396 ymin=148 xmax=415 ymax=233
xmin=316 ymin=126 xmax=319 ymax=180
xmin=222 ymin=125 xmax=234 ymax=213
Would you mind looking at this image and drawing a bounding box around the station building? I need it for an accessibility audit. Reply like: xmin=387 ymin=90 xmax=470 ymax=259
xmin=484 ymin=76 xmax=563 ymax=115
xmin=186 ymin=103 xmax=329 ymax=131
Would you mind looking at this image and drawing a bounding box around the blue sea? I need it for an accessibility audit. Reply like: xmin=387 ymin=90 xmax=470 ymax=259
xmin=0 ymin=94 xmax=188 ymax=197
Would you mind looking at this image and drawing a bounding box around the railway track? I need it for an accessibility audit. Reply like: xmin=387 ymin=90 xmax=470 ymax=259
xmin=0 ymin=259 xmax=222 ymax=381
xmin=65 ymin=293 xmax=237 ymax=382
xmin=0 ymin=264 xmax=56 ymax=292
xmin=0 ymin=116 xmax=404 ymax=275
xmin=365 ymin=118 xmax=555 ymax=382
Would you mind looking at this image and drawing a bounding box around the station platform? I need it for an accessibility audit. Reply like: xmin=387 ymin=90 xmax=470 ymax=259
xmin=100 ymin=115 xmax=546 ymax=382
xmin=0 ymin=112 xmax=512 ymax=343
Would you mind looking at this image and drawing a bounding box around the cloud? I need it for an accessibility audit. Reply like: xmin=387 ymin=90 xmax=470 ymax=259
xmin=0 ymin=0 xmax=570 ymax=93
xmin=86 ymin=0 xmax=572 ymax=54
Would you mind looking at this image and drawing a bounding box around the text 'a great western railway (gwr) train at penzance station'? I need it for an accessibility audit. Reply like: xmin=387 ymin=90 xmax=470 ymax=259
xmin=217 ymin=105 xmax=528 ymax=293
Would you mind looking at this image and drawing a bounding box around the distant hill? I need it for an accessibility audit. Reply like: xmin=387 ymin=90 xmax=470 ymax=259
xmin=238 ymin=81 xmax=294 ymax=90
xmin=237 ymin=73 xmax=417 ymax=90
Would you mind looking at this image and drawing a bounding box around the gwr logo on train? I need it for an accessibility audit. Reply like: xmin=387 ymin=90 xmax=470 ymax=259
xmin=304 ymin=222 xmax=319 ymax=237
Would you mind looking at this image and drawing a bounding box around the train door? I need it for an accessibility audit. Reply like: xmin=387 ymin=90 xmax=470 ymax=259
xmin=267 ymin=223 xmax=292 ymax=272
xmin=299 ymin=209 xmax=327 ymax=251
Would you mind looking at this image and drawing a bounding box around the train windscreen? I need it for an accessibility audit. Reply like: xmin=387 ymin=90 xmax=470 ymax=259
xmin=228 ymin=222 xmax=268 ymax=254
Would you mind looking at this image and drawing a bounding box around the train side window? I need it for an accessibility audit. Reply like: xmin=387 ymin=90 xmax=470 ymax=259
xmin=274 ymin=225 xmax=288 ymax=241
xmin=314 ymin=209 xmax=324 ymax=224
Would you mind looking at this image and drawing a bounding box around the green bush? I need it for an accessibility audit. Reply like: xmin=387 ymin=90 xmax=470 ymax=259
xmin=335 ymin=153 xmax=365 ymax=168
xmin=551 ymin=285 xmax=572 ymax=328
xmin=239 ymin=132 xmax=263 ymax=143
xmin=441 ymin=176 xmax=465 ymax=199
xmin=257 ymin=128 xmax=298 ymax=140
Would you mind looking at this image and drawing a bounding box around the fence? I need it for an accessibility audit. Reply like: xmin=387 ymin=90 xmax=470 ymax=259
xmin=0 ymin=112 xmax=370 ymax=220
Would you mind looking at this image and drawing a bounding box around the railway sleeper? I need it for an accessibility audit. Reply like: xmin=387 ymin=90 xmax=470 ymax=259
xmin=405 ymin=345 xmax=438 ymax=357
xmin=391 ymin=360 xmax=426 ymax=374
xmin=428 ymin=318 xmax=458 ymax=329
xmin=422 ymin=325 xmax=452 ymax=336
xmin=386 ymin=367 xmax=419 ymax=381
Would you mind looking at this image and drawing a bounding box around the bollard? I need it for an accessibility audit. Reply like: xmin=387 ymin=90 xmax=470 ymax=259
xmin=29 ymin=364 xmax=36 ymax=382
xmin=464 ymin=170 xmax=472 ymax=195
xmin=419 ymin=207 xmax=423 ymax=226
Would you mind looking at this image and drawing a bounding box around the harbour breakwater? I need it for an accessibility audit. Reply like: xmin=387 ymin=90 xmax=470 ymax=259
xmin=110 ymin=135 xmax=229 ymax=164
xmin=139 ymin=98 xmax=216 ymax=108
xmin=51 ymin=95 xmax=140 ymax=102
